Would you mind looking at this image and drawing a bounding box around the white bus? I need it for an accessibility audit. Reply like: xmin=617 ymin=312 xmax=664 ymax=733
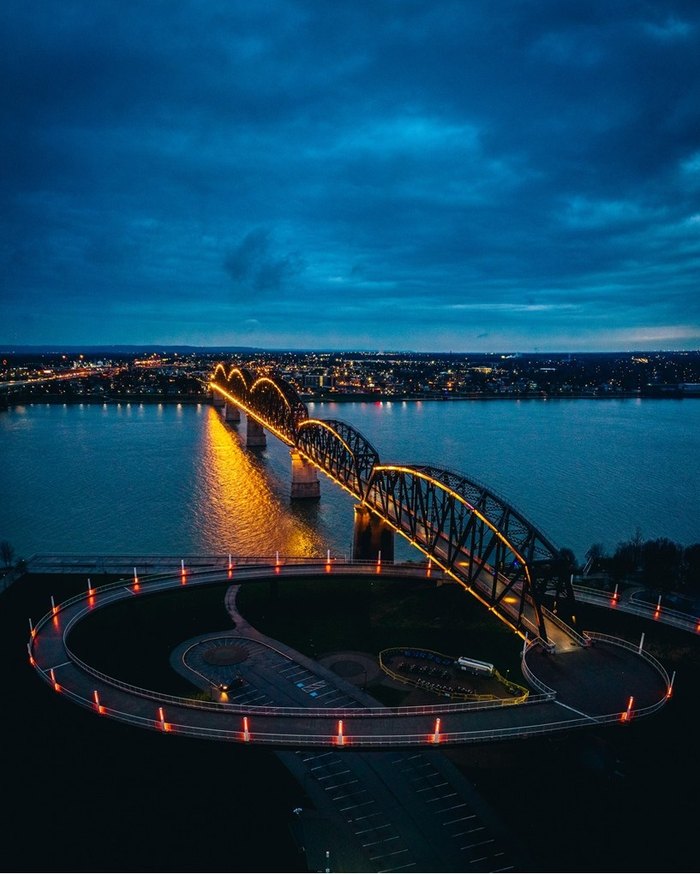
xmin=456 ymin=656 xmax=494 ymax=676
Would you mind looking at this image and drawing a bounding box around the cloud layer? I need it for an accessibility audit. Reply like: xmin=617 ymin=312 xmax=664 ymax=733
xmin=2 ymin=0 xmax=699 ymax=350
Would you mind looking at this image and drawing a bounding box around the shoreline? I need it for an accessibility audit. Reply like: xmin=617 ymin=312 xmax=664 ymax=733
xmin=2 ymin=390 xmax=699 ymax=408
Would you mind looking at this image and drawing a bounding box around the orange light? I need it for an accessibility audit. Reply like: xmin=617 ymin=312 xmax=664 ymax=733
xmin=337 ymin=719 xmax=345 ymax=745
xmin=243 ymin=716 xmax=250 ymax=742
xmin=50 ymin=668 xmax=60 ymax=692
xmin=93 ymin=690 xmax=104 ymax=714
xmin=29 ymin=654 xmax=35 ymax=667
xmin=159 ymin=707 xmax=170 ymax=732
xmin=621 ymin=695 xmax=634 ymax=722
xmin=432 ymin=717 xmax=441 ymax=743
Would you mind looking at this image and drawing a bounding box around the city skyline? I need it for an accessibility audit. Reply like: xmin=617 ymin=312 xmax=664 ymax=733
xmin=2 ymin=1 xmax=700 ymax=353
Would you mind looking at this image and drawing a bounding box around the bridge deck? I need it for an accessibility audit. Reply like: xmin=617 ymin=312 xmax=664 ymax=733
xmin=28 ymin=564 xmax=670 ymax=748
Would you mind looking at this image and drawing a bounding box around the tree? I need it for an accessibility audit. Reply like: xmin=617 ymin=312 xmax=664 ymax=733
xmin=683 ymin=544 xmax=700 ymax=594
xmin=584 ymin=543 xmax=606 ymax=574
xmin=0 ymin=541 xmax=15 ymax=568
xmin=641 ymin=538 xmax=682 ymax=591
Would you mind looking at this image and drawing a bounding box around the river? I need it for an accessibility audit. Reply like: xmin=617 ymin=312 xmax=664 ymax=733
xmin=0 ymin=397 xmax=698 ymax=563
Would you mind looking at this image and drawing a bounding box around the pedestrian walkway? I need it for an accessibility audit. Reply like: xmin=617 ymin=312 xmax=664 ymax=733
xmin=28 ymin=562 xmax=672 ymax=749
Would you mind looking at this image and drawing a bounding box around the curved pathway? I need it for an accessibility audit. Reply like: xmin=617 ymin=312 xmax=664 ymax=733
xmin=28 ymin=561 xmax=672 ymax=748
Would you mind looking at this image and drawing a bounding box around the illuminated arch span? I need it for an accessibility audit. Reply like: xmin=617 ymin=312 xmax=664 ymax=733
xmin=208 ymin=362 xmax=577 ymax=642
xmin=226 ymin=366 xmax=253 ymax=401
xmin=249 ymin=374 xmax=308 ymax=442
xmin=296 ymin=418 xmax=381 ymax=500
xmin=364 ymin=464 xmax=565 ymax=640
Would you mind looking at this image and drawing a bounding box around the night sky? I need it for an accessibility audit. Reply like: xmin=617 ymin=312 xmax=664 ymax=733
xmin=2 ymin=1 xmax=700 ymax=352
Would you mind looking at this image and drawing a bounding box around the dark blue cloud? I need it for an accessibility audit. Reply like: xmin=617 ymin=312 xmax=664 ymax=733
xmin=1 ymin=0 xmax=699 ymax=350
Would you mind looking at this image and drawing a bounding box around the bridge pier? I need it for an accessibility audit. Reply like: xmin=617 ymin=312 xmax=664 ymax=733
xmin=223 ymin=402 xmax=241 ymax=423
xmin=210 ymin=389 xmax=225 ymax=408
xmin=246 ymin=416 xmax=267 ymax=448
xmin=290 ymin=449 xmax=320 ymax=500
xmin=352 ymin=505 xmax=394 ymax=563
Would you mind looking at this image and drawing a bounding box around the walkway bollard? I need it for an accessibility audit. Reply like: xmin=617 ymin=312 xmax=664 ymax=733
xmin=337 ymin=719 xmax=345 ymax=746
xmin=228 ymin=554 xmax=234 ymax=579
xmin=638 ymin=632 xmax=645 ymax=654
xmin=426 ymin=558 xmax=432 ymax=578
xmin=667 ymin=671 xmax=676 ymax=699
xmin=275 ymin=551 xmax=281 ymax=574
xmin=654 ymin=595 xmax=661 ymax=618
xmin=87 ymin=577 xmax=94 ymax=597
xmin=51 ymin=595 xmax=57 ymax=617
xmin=611 ymin=583 xmax=619 ymax=604
xmin=432 ymin=717 xmax=441 ymax=744
xmin=133 ymin=568 xmax=139 ymax=591
xmin=376 ymin=550 xmax=382 ymax=574
xmin=181 ymin=559 xmax=187 ymax=584
xmin=621 ymin=695 xmax=634 ymax=722
xmin=158 ymin=706 xmax=170 ymax=732
xmin=242 ymin=716 xmax=250 ymax=742
xmin=50 ymin=668 xmax=60 ymax=692
xmin=326 ymin=549 xmax=332 ymax=573
xmin=93 ymin=690 xmax=104 ymax=714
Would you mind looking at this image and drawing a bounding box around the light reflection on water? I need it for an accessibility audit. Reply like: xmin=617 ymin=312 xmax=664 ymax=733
xmin=193 ymin=408 xmax=324 ymax=557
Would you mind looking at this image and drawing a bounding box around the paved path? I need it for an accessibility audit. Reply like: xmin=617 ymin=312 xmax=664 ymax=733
xmin=28 ymin=563 xmax=671 ymax=748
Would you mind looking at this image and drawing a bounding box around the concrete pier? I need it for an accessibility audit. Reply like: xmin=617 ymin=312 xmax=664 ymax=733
xmin=210 ymin=390 xmax=225 ymax=408
xmin=246 ymin=416 xmax=267 ymax=448
xmin=352 ymin=504 xmax=394 ymax=562
xmin=223 ymin=402 xmax=241 ymax=423
xmin=290 ymin=449 xmax=320 ymax=500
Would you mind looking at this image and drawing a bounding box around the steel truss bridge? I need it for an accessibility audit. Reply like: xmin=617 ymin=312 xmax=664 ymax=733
xmin=210 ymin=363 xmax=583 ymax=650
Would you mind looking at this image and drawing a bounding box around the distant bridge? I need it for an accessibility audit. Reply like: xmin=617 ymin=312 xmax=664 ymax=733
xmin=209 ymin=363 xmax=582 ymax=650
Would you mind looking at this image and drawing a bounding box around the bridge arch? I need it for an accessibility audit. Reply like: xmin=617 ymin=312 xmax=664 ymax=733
xmin=226 ymin=366 xmax=254 ymax=402
xmin=363 ymin=464 xmax=572 ymax=641
xmin=208 ymin=362 xmax=578 ymax=643
xmin=249 ymin=374 xmax=308 ymax=442
xmin=296 ymin=418 xmax=381 ymax=500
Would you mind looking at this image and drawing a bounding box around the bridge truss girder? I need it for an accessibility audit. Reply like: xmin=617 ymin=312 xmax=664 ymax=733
xmin=209 ymin=363 xmax=578 ymax=644
xmin=296 ymin=418 xmax=380 ymax=500
xmin=364 ymin=464 xmax=566 ymax=641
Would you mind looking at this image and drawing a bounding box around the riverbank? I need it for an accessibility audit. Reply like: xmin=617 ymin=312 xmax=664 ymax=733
xmin=4 ymin=388 xmax=700 ymax=408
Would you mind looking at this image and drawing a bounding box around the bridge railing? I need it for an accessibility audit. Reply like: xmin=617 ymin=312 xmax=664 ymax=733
xmin=541 ymin=605 xmax=590 ymax=647
xmin=32 ymin=562 xmax=558 ymax=721
xmin=28 ymin=673 xmax=660 ymax=746
xmin=520 ymin=644 xmax=558 ymax=698
xmin=574 ymin=584 xmax=700 ymax=635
